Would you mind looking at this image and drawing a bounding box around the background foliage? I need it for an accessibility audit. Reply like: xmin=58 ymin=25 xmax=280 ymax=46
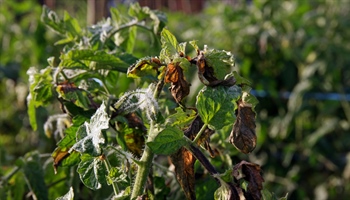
xmin=1 ymin=0 xmax=350 ymax=199
xmin=166 ymin=1 xmax=350 ymax=199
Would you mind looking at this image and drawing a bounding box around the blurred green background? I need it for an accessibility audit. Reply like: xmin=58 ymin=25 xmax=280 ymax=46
xmin=1 ymin=0 xmax=350 ymax=199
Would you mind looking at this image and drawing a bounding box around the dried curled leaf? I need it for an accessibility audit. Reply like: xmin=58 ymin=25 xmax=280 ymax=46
xmin=229 ymin=100 xmax=257 ymax=154
xmin=170 ymin=115 xmax=218 ymax=200
xmin=165 ymin=62 xmax=190 ymax=103
xmin=127 ymin=57 xmax=161 ymax=78
xmin=233 ymin=161 xmax=264 ymax=200
xmin=170 ymin=147 xmax=196 ymax=200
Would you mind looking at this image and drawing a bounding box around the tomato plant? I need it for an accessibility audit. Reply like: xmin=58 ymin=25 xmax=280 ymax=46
xmin=1 ymin=3 xmax=280 ymax=200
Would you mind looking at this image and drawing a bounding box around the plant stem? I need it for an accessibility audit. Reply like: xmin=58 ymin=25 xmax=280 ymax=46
xmin=130 ymin=122 xmax=156 ymax=199
xmin=192 ymin=123 xmax=208 ymax=144
xmin=103 ymin=157 xmax=120 ymax=195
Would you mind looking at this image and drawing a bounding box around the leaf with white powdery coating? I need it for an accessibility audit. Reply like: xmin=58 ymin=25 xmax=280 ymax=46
xmin=77 ymin=154 xmax=107 ymax=190
xmin=70 ymin=102 xmax=110 ymax=156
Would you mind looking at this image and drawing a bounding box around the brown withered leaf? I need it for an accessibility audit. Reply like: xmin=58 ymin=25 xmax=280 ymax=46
xmin=196 ymin=52 xmax=221 ymax=86
xmin=229 ymin=100 xmax=257 ymax=154
xmin=170 ymin=147 xmax=196 ymax=200
xmin=170 ymin=115 xmax=219 ymax=200
xmin=115 ymin=113 xmax=146 ymax=157
xmin=52 ymin=147 xmax=70 ymax=174
xmin=165 ymin=63 xmax=190 ymax=103
xmin=233 ymin=161 xmax=264 ymax=200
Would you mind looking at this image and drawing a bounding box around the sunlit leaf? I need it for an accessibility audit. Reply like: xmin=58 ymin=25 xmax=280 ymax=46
xmin=127 ymin=57 xmax=161 ymax=79
xmin=60 ymin=49 xmax=129 ymax=72
xmin=27 ymin=67 xmax=54 ymax=130
xmin=203 ymin=48 xmax=235 ymax=80
xmin=147 ymin=126 xmax=187 ymax=155
xmin=160 ymin=28 xmax=179 ymax=62
xmin=196 ymin=85 xmax=241 ymax=130
xmin=166 ymin=107 xmax=196 ymax=129
xmin=63 ymin=11 xmax=82 ymax=37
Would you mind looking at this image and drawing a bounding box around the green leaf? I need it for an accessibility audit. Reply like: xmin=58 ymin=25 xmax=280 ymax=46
xmin=124 ymin=25 xmax=137 ymax=53
xmin=27 ymin=67 xmax=54 ymax=130
xmin=27 ymin=99 xmax=37 ymax=130
xmin=16 ymin=151 xmax=48 ymax=200
xmin=63 ymin=11 xmax=82 ymax=37
xmin=41 ymin=5 xmax=65 ymax=35
xmin=77 ymin=154 xmax=107 ymax=190
xmin=70 ymin=102 xmax=110 ymax=156
xmin=196 ymin=86 xmax=241 ymax=130
xmin=233 ymin=71 xmax=252 ymax=85
xmin=59 ymin=49 xmax=129 ymax=72
xmin=56 ymin=187 xmax=74 ymax=200
xmin=128 ymin=3 xmax=166 ymax=34
xmin=160 ymin=28 xmax=179 ymax=62
xmin=41 ymin=6 xmax=81 ymax=44
xmin=203 ymin=48 xmax=235 ymax=80
xmin=214 ymin=182 xmax=232 ymax=200
xmin=147 ymin=126 xmax=187 ymax=155
xmin=242 ymin=85 xmax=259 ymax=109
xmin=56 ymin=85 xmax=93 ymax=110
xmin=189 ymin=40 xmax=199 ymax=52
xmin=166 ymin=107 xmax=196 ymax=129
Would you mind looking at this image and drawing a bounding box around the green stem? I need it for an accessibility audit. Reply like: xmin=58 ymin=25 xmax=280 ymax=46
xmin=130 ymin=122 xmax=156 ymax=199
xmin=192 ymin=123 xmax=208 ymax=144
xmin=103 ymin=157 xmax=120 ymax=195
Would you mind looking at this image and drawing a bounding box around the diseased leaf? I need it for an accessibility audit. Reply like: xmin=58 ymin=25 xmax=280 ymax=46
xmin=196 ymin=49 xmax=235 ymax=86
xmin=56 ymin=187 xmax=74 ymax=200
xmin=77 ymin=154 xmax=107 ymax=190
xmin=147 ymin=126 xmax=187 ymax=155
xmin=170 ymin=147 xmax=196 ymax=200
xmin=241 ymin=85 xmax=259 ymax=109
xmin=70 ymin=102 xmax=110 ymax=156
xmin=203 ymin=48 xmax=235 ymax=80
xmin=56 ymin=81 xmax=97 ymax=111
xmin=196 ymin=85 xmax=241 ymax=130
xmin=165 ymin=62 xmax=191 ymax=103
xmin=229 ymin=100 xmax=257 ymax=154
xmin=115 ymin=113 xmax=147 ymax=157
xmin=232 ymin=161 xmax=264 ymax=200
xmin=127 ymin=57 xmax=161 ymax=79
xmin=160 ymin=28 xmax=182 ymax=63
xmin=214 ymin=177 xmax=243 ymax=200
